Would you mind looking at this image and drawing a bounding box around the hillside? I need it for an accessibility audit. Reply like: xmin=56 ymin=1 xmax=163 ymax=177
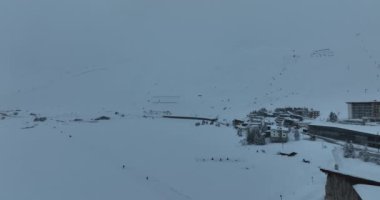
xmin=1 ymin=0 xmax=380 ymax=118
xmin=0 ymin=112 xmax=336 ymax=200
xmin=1 ymin=0 xmax=380 ymax=199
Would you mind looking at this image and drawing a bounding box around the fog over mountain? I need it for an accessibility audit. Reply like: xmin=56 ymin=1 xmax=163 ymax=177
xmin=1 ymin=0 xmax=380 ymax=116
xmin=2 ymin=1 xmax=380 ymax=200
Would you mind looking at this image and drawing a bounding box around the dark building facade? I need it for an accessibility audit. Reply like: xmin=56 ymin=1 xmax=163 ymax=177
xmin=347 ymin=101 xmax=380 ymax=120
xmin=308 ymin=124 xmax=380 ymax=148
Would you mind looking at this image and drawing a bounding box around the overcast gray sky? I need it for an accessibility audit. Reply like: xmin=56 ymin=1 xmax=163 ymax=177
xmin=1 ymin=0 xmax=380 ymax=115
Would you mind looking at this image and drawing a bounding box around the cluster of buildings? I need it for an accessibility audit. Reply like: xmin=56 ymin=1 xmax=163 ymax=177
xmin=236 ymin=101 xmax=380 ymax=147
xmin=234 ymin=107 xmax=314 ymax=145
xmin=305 ymin=101 xmax=380 ymax=200
xmin=237 ymin=102 xmax=380 ymax=200
xmin=309 ymin=101 xmax=380 ymax=148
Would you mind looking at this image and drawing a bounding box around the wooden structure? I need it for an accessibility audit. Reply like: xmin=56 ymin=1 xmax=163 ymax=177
xmin=320 ymin=168 xmax=380 ymax=200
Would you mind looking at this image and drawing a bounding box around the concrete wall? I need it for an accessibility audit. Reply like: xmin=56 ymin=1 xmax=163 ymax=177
xmin=348 ymin=104 xmax=353 ymax=119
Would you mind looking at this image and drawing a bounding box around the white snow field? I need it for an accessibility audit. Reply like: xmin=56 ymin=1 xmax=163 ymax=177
xmin=0 ymin=113 xmax=338 ymax=200
xmin=1 ymin=0 xmax=380 ymax=199
xmin=1 ymin=112 xmax=379 ymax=200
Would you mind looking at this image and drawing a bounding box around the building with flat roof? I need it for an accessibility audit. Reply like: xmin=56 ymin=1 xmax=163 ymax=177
xmin=308 ymin=121 xmax=380 ymax=148
xmin=347 ymin=101 xmax=380 ymax=121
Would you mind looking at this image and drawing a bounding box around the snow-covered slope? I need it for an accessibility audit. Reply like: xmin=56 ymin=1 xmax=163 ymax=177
xmin=0 ymin=114 xmax=329 ymax=200
xmin=1 ymin=0 xmax=380 ymax=199
xmin=1 ymin=0 xmax=380 ymax=118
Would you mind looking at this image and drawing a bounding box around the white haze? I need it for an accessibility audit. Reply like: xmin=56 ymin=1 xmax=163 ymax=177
xmin=1 ymin=0 xmax=380 ymax=118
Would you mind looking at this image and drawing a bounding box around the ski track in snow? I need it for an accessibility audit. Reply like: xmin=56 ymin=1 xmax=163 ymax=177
xmin=123 ymin=165 xmax=192 ymax=200
xmin=72 ymin=67 xmax=108 ymax=78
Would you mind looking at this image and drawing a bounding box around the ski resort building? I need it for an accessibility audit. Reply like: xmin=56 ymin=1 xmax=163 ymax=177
xmin=308 ymin=122 xmax=380 ymax=148
xmin=347 ymin=101 xmax=380 ymax=121
xmin=269 ymin=126 xmax=288 ymax=143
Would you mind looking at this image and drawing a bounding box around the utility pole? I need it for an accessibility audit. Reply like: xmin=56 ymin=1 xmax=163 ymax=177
xmin=377 ymin=131 xmax=379 ymax=153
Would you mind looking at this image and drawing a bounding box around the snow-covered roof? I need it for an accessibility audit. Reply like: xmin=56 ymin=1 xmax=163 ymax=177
xmin=265 ymin=117 xmax=276 ymax=123
xmin=354 ymin=185 xmax=380 ymax=200
xmin=309 ymin=121 xmax=380 ymax=136
xmin=321 ymin=162 xmax=380 ymax=184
